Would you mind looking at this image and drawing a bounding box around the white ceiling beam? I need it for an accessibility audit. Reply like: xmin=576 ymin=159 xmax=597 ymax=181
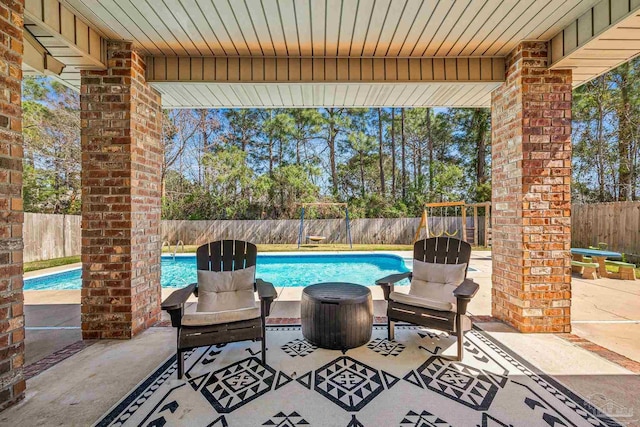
xmin=146 ymin=57 xmax=506 ymax=84
xmin=549 ymin=0 xmax=640 ymax=86
xmin=23 ymin=30 xmax=65 ymax=76
xmin=150 ymin=82 xmax=502 ymax=109
xmin=25 ymin=0 xmax=106 ymax=67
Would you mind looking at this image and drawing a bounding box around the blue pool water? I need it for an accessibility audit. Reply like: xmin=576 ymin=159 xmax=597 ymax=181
xmin=24 ymin=254 xmax=411 ymax=290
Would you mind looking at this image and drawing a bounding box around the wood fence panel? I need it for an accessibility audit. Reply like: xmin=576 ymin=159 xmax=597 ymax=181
xmin=572 ymin=202 xmax=640 ymax=262
xmin=23 ymin=213 xmax=81 ymax=262
xmin=160 ymin=217 xmax=479 ymax=246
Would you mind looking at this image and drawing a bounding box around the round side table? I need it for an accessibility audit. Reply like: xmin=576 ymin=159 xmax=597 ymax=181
xmin=301 ymin=282 xmax=373 ymax=351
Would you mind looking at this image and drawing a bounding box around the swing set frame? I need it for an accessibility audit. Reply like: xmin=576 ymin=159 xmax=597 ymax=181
xmin=413 ymin=201 xmax=492 ymax=246
xmin=297 ymin=202 xmax=353 ymax=248
xmin=413 ymin=201 xmax=467 ymax=243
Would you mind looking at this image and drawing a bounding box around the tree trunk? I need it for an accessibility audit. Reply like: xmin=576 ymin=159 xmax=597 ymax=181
xmin=596 ymin=79 xmax=606 ymax=201
xmin=328 ymin=108 xmax=339 ymax=197
xmin=474 ymin=109 xmax=488 ymax=185
xmin=617 ymin=62 xmax=632 ymax=201
xmin=401 ymin=108 xmax=406 ymax=199
xmin=412 ymin=136 xmax=418 ymax=188
xmin=268 ymin=110 xmax=274 ymax=175
xmin=391 ymin=108 xmax=396 ymax=199
xmin=241 ymin=127 xmax=247 ymax=151
xmin=426 ymin=108 xmax=433 ymax=196
xmin=360 ymin=151 xmax=366 ymax=198
xmin=201 ymin=112 xmax=207 ymax=186
xmin=296 ymin=137 xmax=301 ymax=165
xmin=378 ymin=108 xmax=385 ymax=196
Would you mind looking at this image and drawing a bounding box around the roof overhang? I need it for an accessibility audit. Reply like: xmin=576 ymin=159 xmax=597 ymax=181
xmin=19 ymin=0 xmax=640 ymax=108
xmin=550 ymin=0 xmax=640 ymax=85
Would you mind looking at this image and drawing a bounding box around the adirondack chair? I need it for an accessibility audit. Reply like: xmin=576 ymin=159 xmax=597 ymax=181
xmin=376 ymin=237 xmax=479 ymax=361
xmin=161 ymin=240 xmax=277 ymax=378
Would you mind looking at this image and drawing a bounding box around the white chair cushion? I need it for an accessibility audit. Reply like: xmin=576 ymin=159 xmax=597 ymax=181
xmin=387 ymin=292 xmax=471 ymax=331
xmin=412 ymin=260 xmax=466 ymax=286
xmin=182 ymin=307 xmax=261 ymax=326
xmin=197 ymin=289 xmax=258 ymax=312
xmin=389 ymin=291 xmax=454 ymax=311
xmin=197 ymin=266 xmax=255 ymax=293
xmin=183 ymin=289 xmax=260 ymax=326
xmin=408 ymin=279 xmax=457 ymax=311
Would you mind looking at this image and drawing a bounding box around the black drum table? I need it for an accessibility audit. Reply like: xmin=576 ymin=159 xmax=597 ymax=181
xmin=301 ymin=282 xmax=373 ymax=351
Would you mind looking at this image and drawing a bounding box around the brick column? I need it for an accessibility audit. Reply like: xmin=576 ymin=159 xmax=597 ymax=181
xmin=0 ymin=0 xmax=25 ymax=409
xmin=491 ymin=41 xmax=572 ymax=333
xmin=81 ymin=41 xmax=162 ymax=339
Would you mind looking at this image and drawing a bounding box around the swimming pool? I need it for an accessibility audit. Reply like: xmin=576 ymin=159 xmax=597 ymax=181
xmin=24 ymin=253 xmax=412 ymax=290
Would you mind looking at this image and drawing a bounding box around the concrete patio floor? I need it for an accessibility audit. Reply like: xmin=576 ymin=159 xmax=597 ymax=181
xmin=10 ymin=251 xmax=640 ymax=425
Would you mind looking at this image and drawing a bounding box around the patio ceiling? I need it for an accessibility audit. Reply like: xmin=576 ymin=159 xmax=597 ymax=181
xmin=65 ymin=0 xmax=597 ymax=57
xmin=154 ymin=82 xmax=499 ymax=108
xmin=22 ymin=0 xmax=640 ymax=108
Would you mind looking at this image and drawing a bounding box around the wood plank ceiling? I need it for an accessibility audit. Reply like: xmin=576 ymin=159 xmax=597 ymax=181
xmin=61 ymin=0 xmax=602 ymax=107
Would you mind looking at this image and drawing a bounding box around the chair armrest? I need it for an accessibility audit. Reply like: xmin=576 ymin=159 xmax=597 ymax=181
xmin=454 ymin=279 xmax=479 ymax=315
xmin=161 ymin=283 xmax=197 ymax=311
xmin=161 ymin=283 xmax=196 ymax=328
xmin=256 ymin=279 xmax=277 ymax=317
xmin=376 ymin=272 xmax=412 ymax=286
xmin=376 ymin=272 xmax=411 ymax=300
xmin=256 ymin=279 xmax=277 ymax=300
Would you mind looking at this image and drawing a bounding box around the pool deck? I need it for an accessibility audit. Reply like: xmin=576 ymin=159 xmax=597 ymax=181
xmin=12 ymin=250 xmax=640 ymax=425
xmin=23 ymin=250 xmax=640 ymax=366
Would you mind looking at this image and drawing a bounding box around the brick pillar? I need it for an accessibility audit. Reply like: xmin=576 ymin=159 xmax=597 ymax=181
xmin=0 ymin=0 xmax=25 ymax=409
xmin=80 ymin=41 xmax=162 ymax=339
xmin=491 ymin=41 xmax=572 ymax=333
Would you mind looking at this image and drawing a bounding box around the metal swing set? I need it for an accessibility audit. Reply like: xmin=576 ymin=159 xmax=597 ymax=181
xmin=297 ymin=202 xmax=353 ymax=248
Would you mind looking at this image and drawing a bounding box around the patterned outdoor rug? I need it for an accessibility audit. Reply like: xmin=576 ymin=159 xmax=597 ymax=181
xmin=95 ymin=326 xmax=621 ymax=427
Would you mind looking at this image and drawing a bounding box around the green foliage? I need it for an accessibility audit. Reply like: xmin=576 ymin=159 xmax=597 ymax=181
xmin=429 ymin=161 xmax=466 ymax=203
xmin=24 ymin=56 xmax=640 ymax=223
xmin=572 ymin=57 xmax=640 ymax=201
xmin=474 ymin=182 xmax=492 ymax=203
xmin=255 ymin=164 xmax=320 ymax=218
xmin=22 ymin=76 xmax=81 ymax=214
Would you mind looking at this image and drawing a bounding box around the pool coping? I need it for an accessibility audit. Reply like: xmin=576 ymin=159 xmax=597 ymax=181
xmin=23 ymin=250 xmax=482 ymax=292
xmin=23 ymin=251 xmax=416 ymax=281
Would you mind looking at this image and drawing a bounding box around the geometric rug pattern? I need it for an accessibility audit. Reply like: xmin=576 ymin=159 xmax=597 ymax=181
xmin=95 ymin=326 xmax=623 ymax=427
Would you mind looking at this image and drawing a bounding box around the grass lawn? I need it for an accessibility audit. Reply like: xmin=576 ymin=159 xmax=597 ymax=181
xmin=606 ymin=264 xmax=640 ymax=277
xmin=24 ymin=255 xmax=81 ymax=273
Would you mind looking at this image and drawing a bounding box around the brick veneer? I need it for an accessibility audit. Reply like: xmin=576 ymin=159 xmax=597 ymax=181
xmin=0 ymin=0 xmax=25 ymax=410
xmin=491 ymin=41 xmax=572 ymax=333
xmin=80 ymin=41 xmax=162 ymax=339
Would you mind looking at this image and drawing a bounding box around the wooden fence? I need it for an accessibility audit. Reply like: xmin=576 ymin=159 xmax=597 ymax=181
xmin=23 ymin=213 xmax=81 ymax=262
xmin=161 ymin=216 xmax=481 ymax=246
xmin=162 ymin=218 xmax=420 ymax=246
xmin=22 ymin=203 xmax=639 ymax=262
xmin=572 ymin=202 xmax=640 ymax=262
